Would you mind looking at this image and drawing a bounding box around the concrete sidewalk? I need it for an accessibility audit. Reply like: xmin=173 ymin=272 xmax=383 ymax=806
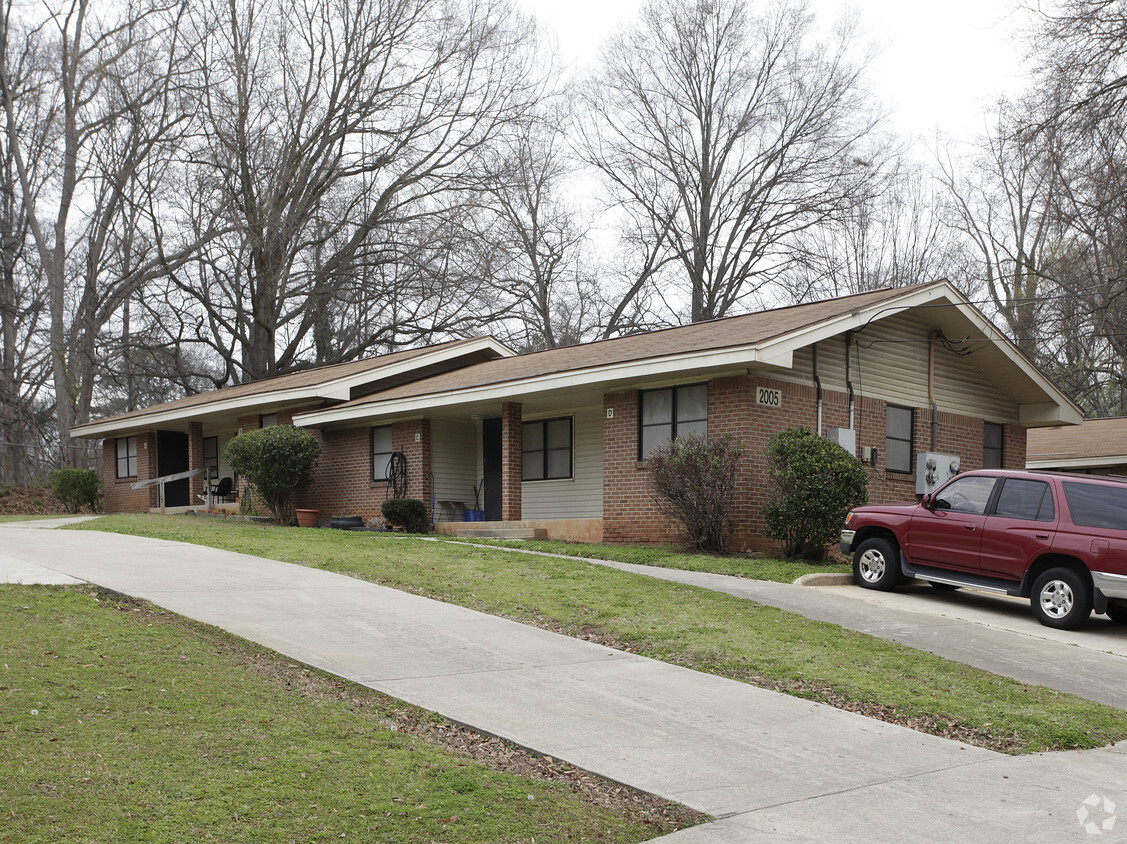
xmin=2 ymin=523 xmax=1125 ymax=842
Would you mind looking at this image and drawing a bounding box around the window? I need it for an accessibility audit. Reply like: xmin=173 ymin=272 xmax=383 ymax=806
xmin=994 ymin=478 xmax=1054 ymax=522
xmin=639 ymin=383 xmax=708 ymax=458
xmin=371 ymin=426 xmax=393 ymax=482
xmin=203 ymin=436 xmax=219 ymax=474
xmin=983 ymin=422 xmax=1004 ymax=469
xmin=1063 ymin=482 xmax=1127 ymax=530
xmin=522 ymin=418 xmax=572 ymax=480
xmin=115 ymin=436 xmax=138 ymax=478
xmin=933 ymin=475 xmax=997 ymax=515
xmin=885 ymin=405 xmax=913 ymax=474
xmin=260 ymin=413 xmax=278 ymax=428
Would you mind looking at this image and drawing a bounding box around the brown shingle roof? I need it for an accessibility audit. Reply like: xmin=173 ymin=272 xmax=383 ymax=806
xmin=340 ymin=282 xmax=942 ymax=406
xmin=76 ymin=337 xmax=495 ymax=430
xmin=1028 ymin=417 xmax=1127 ymax=462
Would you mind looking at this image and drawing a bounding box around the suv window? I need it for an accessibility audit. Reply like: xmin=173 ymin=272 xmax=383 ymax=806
xmin=933 ymin=476 xmax=997 ymax=514
xmin=1062 ymin=481 xmax=1127 ymax=530
xmin=994 ymin=478 xmax=1055 ymax=522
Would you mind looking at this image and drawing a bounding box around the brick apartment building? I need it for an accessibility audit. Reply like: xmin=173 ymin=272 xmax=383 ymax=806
xmin=72 ymin=280 xmax=1081 ymax=551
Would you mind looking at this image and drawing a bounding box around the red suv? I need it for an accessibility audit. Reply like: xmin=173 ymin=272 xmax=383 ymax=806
xmin=841 ymin=469 xmax=1127 ymax=629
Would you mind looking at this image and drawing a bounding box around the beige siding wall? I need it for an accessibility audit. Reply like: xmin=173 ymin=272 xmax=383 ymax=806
xmin=522 ymin=405 xmax=604 ymax=520
xmin=432 ymin=418 xmax=479 ymax=519
xmin=784 ymin=313 xmax=1019 ymax=423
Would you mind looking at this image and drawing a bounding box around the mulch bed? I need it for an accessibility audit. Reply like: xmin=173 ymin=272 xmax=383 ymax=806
xmin=0 ymin=484 xmax=72 ymax=516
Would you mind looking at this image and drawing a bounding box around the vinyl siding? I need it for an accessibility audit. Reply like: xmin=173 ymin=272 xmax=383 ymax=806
xmin=432 ymin=418 xmax=479 ymax=519
xmin=522 ymin=405 xmax=604 ymax=519
xmin=783 ymin=313 xmax=1019 ymax=422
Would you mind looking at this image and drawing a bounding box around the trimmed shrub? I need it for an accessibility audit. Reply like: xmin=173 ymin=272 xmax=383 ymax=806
xmin=223 ymin=426 xmax=321 ymax=525
xmin=763 ymin=427 xmax=868 ymax=560
xmin=49 ymin=468 xmax=102 ymax=514
xmin=381 ymin=498 xmax=429 ymax=533
xmin=646 ymin=433 xmax=744 ymax=553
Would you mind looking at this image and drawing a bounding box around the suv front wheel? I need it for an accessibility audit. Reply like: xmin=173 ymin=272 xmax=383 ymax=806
xmin=1031 ymin=568 xmax=1092 ymax=630
xmin=852 ymin=537 xmax=902 ymax=591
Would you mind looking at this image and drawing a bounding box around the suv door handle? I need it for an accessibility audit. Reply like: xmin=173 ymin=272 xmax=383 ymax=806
xmin=964 ymin=525 xmax=976 ymax=531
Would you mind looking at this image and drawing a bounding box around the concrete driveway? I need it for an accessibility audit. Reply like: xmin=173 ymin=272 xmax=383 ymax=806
xmin=2 ymin=520 xmax=1126 ymax=842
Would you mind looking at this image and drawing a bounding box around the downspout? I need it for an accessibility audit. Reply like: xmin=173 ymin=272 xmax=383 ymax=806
xmin=813 ymin=342 xmax=823 ymax=436
xmin=928 ymin=332 xmax=938 ymax=451
xmin=845 ymin=332 xmax=856 ymax=431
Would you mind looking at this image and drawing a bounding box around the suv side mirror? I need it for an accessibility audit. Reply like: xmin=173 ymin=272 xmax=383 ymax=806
xmin=921 ymin=493 xmax=932 ymax=509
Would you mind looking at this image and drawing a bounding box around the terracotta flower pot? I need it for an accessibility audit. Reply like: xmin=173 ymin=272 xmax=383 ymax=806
xmin=295 ymin=509 xmax=318 ymax=528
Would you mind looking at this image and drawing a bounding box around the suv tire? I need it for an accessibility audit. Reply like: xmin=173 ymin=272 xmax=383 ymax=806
xmin=852 ymin=537 xmax=901 ymax=591
xmin=1031 ymin=568 xmax=1092 ymax=630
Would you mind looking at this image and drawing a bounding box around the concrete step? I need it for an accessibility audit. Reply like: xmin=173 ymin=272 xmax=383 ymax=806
xmin=454 ymin=528 xmax=547 ymax=540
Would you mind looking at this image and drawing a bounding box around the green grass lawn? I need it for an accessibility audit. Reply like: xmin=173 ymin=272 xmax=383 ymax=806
xmin=73 ymin=515 xmax=1127 ymax=754
xmin=0 ymin=584 xmax=698 ymax=843
xmin=442 ymin=536 xmax=851 ymax=582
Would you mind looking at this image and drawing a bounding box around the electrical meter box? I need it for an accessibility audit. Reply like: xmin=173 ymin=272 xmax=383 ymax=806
xmin=825 ymin=427 xmax=857 ymax=455
xmin=915 ymin=452 xmax=961 ymax=495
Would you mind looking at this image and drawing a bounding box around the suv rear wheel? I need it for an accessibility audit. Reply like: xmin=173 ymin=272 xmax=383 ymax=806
xmin=1030 ymin=568 xmax=1092 ymax=630
xmin=852 ymin=537 xmax=901 ymax=591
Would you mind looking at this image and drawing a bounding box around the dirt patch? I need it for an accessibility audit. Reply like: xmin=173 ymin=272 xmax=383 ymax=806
xmin=0 ymin=484 xmax=70 ymax=516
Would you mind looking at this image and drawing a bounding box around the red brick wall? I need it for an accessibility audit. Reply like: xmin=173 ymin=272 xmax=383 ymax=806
xmin=300 ymin=419 xmax=433 ymax=525
xmin=102 ymin=432 xmax=156 ymax=512
xmin=500 ymin=402 xmax=522 ymax=521
xmin=601 ymin=374 xmax=1030 ymax=552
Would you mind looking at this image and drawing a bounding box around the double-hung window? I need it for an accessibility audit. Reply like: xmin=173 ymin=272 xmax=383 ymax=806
xmin=116 ymin=436 xmax=138 ymax=478
xmin=371 ymin=426 xmax=393 ymax=482
xmin=522 ymin=417 xmax=572 ymax=480
xmin=983 ymin=422 xmax=1004 ymax=469
xmin=639 ymin=383 xmax=707 ymax=458
xmin=885 ymin=405 xmax=913 ymax=474
xmin=260 ymin=413 xmax=278 ymax=428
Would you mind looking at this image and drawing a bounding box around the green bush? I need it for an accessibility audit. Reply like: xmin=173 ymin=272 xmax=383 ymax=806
xmin=223 ymin=426 xmax=320 ymax=525
xmin=763 ymin=427 xmax=868 ymax=560
xmin=49 ymin=468 xmax=102 ymax=514
xmin=646 ymin=433 xmax=744 ymax=553
xmin=381 ymin=498 xmax=429 ymax=533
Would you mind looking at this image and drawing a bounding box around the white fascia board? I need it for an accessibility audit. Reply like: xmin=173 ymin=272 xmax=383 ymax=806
xmin=1027 ymin=456 xmax=1125 ymax=469
xmin=71 ymin=337 xmax=515 ymax=439
xmin=295 ymin=344 xmax=789 ymax=427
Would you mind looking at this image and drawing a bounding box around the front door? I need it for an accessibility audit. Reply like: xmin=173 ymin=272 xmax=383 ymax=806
xmin=156 ymin=430 xmax=189 ymax=507
xmin=482 ymin=418 xmax=502 ymax=521
xmin=908 ymin=474 xmax=998 ymax=571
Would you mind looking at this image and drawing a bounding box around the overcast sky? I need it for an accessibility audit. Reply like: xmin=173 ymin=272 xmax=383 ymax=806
xmin=517 ymin=0 xmax=1034 ymax=146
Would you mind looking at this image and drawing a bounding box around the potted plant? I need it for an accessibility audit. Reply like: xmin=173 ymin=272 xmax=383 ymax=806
xmin=295 ymin=508 xmax=318 ymax=527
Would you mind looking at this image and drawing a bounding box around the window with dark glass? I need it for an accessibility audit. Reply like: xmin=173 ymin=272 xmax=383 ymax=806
xmin=994 ymin=478 xmax=1054 ymax=522
xmin=116 ymin=436 xmax=138 ymax=478
xmin=203 ymin=436 xmax=219 ymax=473
xmin=260 ymin=413 xmax=278 ymax=428
xmin=522 ymin=418 xmax=572 ymax=480
xmin=639 ymin=384 xmax=708 ymax=458
xmin=983 ymin=422 xmax=1004 ymax=469
xmin=1063 ymin=482 xmax=1127 ymax=530
xmin=885 ymin=405 xmax=913 ymax=474
xmin=371 ymin=426 xmax=393 ymax=482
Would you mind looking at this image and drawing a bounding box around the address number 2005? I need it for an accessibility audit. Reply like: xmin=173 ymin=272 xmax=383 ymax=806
xmin=756 ymin=387 xmax=782 ymax=407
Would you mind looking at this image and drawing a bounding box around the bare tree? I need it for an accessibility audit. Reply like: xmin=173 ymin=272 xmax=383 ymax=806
xmin=579 ymin=0 xmax=882 ymax=326
xmin=166 ymin=0 xmax=543 ymax=383
xmin=0 ymin=0 xmax=195 ymax=465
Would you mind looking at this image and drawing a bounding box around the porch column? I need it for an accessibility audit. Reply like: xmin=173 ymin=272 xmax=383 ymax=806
xmin=188 ymin=421 xmax=205 ymax=504
xmin=500 ymin=402 xmax=522 ymax=521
